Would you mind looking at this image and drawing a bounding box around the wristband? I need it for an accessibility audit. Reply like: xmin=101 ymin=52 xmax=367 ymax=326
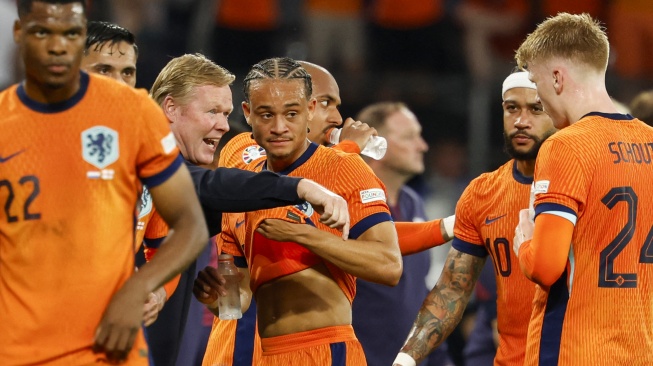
xmin=443 ymin=215 xmax=455 ymax=239
xmin=393 ymin=352 xmax=417 ymax=366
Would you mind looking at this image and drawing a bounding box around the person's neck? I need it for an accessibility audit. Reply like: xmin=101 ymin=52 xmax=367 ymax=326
xmin=516 ymin=159 xmax=535 ymax=178
xmin=266 ymin=140 xmax=310 ymax=173
xmin=566 ymin=78 xmax=618 ymax=125
xmin=373 ymin=167 xmax=409 ymax=207
xmin=23 ymin=73 xmax=81 ymax=104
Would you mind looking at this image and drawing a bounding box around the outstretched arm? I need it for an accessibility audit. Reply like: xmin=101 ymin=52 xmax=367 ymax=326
xmin=393 ymin=248 xmax=486 ymax=366
xmin=395 ymin=215 xmax=455 ymax=256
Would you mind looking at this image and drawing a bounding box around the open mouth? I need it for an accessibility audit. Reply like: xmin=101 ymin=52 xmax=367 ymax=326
xmin=203 ymin=138 xmax=219 ymax=148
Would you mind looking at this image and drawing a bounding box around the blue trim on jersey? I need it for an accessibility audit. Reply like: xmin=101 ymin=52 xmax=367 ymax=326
xmin=582 ymin=111 xmax=634 ymax=121
xmin=512 ymin=160 xmax=534 ymax=185
xmin=270 ymin=141 xmax=318 ymax=175
xmin=349 ymin=212 xmax=392 ymax=239
xmin=141 ymin=154 xmax=184 ymax=188
xmin=233 ymin=299 xmax=257 ymax=365
xmin=143 ymin=237 xmax=165 ymax=249
xmin=17 ymin=71 xmax=89 ymax=113
xmin=535 ymin=203 xmax=577 ymax=220
xmin=330 ymin=342 xmax=347 ymax=366
xmin=234 ymin=255 xmax=248 ymax=268
xmin=452 ymin=237 xmax=489 ymax=258
xmin=539 ymin=270 xmax=569 ymax=366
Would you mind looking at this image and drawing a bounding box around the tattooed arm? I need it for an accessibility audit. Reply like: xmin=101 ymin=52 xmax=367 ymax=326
xmin=394 ymin=247 xmax=486 ymax=365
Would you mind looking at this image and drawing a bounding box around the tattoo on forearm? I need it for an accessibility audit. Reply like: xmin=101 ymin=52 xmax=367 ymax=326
xmin=401 ymin=250 xmax=486 ymax=362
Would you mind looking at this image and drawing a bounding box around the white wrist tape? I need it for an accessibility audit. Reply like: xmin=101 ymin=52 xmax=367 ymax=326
xmin=443 ymin=215 xmax=455 ymax=239
xmin=393 ymin=352 xmax=417 ymax=366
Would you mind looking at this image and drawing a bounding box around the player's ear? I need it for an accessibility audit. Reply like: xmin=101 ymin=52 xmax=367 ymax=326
xmin=553 ymin=69 xmax=563 ymax=95
xmin=161 ymin=95 xmax=178 ymax=123
xmin=242 ymin=101 xmax=252 ymax=126
xmin=13 ymin=20 xmax=22 ymax=43
xmin=307 ymin=98 xmax=316 ymax=122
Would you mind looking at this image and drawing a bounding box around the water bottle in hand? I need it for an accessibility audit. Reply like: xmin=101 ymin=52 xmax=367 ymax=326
xmin=217 ymin=254 xmax=242 ymax=320
xmin=328 ymin=128 xmax=387 ymax=160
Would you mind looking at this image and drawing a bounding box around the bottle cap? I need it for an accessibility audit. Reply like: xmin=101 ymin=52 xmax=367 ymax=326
xmin=218 ymin=254 xmax=233 ymax=261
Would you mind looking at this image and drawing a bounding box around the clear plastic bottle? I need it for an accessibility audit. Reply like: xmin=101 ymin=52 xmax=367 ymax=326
xmin=328 ymin=128 xmax=387 ymax=160
xmin=217 ymin=254 xmax=242 ymax=320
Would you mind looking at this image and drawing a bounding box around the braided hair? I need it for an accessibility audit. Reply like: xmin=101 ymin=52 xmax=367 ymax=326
xmin=243 ymin=57 xmax=312 ymax=103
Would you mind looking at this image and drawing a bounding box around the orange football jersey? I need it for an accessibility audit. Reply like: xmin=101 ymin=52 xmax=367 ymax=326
xmin=0 ymin=73 xmax=181 ymax=365
xmin=525 ymin=113 xmax=653 ymax=365
xmin=453 ymin=160 xmax=536 ymax=366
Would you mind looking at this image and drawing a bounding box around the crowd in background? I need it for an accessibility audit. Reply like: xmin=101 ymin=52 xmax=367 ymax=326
xmin=3 ymin=1 xmax=653 ymax=365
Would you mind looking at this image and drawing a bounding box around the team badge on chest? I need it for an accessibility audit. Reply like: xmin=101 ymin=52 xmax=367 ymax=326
xmin=82 ymin=126 xmax=119 ymax=169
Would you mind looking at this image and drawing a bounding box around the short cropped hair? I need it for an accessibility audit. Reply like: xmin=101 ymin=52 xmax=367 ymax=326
xmin=85 ymin=21 xmax=138 ymax=58
xmin=18 ymin=0 xmax=86 ymax=18
xmin=243 ymin=57 xmax=312 ymax=103
xmin=630 ymin=90 xmax=653 ymax=126
xmin=150 ymin=53 xmax=235 ymax=106
xmin=515 ymin=13 xmax=609 ymax=73
xmin=356 ymin=102 xmax=408 ymax=131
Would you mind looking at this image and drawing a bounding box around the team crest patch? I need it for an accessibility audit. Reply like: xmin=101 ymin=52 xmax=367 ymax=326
xmin=242 ymin=145 xmax=266 ymax=164
xmin=360 ymin=188 xmax=386 ymax=204
xmin=138 ymin=186 xmax=153 ymax=218
xmin=534 ymin=180 xmax=550 ymax=194
xmin=82 ymin=126 xmax=119 ymax=169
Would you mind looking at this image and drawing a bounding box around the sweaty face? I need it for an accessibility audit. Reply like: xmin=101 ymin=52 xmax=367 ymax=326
xmin=304 ymin=67 xmax=342 ymax=145
xmin=380 ymin=109 xmax=428 ymax=177
xmin=81 ymin=40 xmax=137 ymax=87
xmin=171 ymin=84 xmax=232 ymax=165
xmin=243 ymin=79 xmax=314 ymax=172
xmin=502 ymin=87 xmax=556 ymax=160
xmin=14 ymin=2 xmax=86 ymax=92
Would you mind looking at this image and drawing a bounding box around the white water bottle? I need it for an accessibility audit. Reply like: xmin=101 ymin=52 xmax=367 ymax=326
xmin=217 ymin=254 xmax=242 ymax=320
xmin=328 ymin=128 xmax=387 ymax=160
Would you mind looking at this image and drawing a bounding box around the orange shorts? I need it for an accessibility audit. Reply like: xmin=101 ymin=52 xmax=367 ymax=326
xmin=202 ymin=307 xmax=261 ymax=366
xmin=259 ymin=325 xmax=366 ymax=366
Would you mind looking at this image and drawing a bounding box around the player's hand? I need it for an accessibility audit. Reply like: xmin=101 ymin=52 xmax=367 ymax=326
xmin=94 ymin=278 xmax=149 ymax=363
xmin=513 ymin=209 xmax=534 ymax=256
xmin=339 ymin=117 xmax=377 ymax=151
xmin=193 ymin=266 xmax=243 ymax=307
xmin=143 ymin=287 xmax=166 ymax=327
xmin=256 ymin=218 xmax=316 ymax=243
xmin=296 ymin=179 xmax=350 ymax=239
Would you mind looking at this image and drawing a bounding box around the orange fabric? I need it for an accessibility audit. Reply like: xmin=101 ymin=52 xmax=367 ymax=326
xmin=218 ymin=132 xmax=265 ymax=170
xmin=370 ymin=0 xmax=444 ymax=28
xmin=306 ymin=0 xmax=363 ymax=14
xmin=454 ymin=160 xmax=536 ymax=366
xmin=608 ymin=6 xmax=653 ymax=79
xmin=332 ymin=140 xmax=361 ymax=155
xmin=523 ymin=114 xmax=653 ymax=366
xmin=0 ymin=74 xmax=178 ymax=364
xmin=202 ymin=315 xmax=262 ymax=366
xmin=394 ymin=219 xmax=444 ymax=255
xmin=216 ymin=0 xmax=278 ymax=30
xmin=259 ymin=325 xmax=366 ymax=365
xmin=244 ymin=145 xmax=390 ymax=301
xmin=517 ymin=214 xmax=574 ymax=286
xmin=541 ymin=0 xmax=603 ymax=17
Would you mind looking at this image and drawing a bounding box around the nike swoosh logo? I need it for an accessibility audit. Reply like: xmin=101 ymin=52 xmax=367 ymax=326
xmin=235 ymin=220 xmax=245 ymax=228
xmin=485 ymin=214 xmax=507 ymax=225
xmin=0 ymin=150 xmax=25 ymax=163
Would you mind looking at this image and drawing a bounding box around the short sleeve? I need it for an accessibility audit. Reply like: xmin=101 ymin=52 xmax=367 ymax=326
xmin=452 ymin=180 xmax=489 ymax=258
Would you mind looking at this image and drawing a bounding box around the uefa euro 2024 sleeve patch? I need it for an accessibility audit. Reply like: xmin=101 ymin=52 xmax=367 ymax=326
xmin=242 ymin=145 xmax=266 ymax=164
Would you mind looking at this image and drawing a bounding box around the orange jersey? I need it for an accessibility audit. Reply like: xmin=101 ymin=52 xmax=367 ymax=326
xmin=135 ymin=186 xmax=168 ymax=249
xmin=525 ymin=113 xmax=653 ymax=365
xmin=453 ymin=160 xmax=536 ymax=366
xmin=245 ymin=143 xmax=391 ymax=300
xmin=0 ymin=73 xmax=181 ymax=365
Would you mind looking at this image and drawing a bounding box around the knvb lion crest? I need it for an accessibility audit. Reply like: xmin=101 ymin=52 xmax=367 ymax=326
xmin=82 ymin=126 xmax=119 ymax=169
